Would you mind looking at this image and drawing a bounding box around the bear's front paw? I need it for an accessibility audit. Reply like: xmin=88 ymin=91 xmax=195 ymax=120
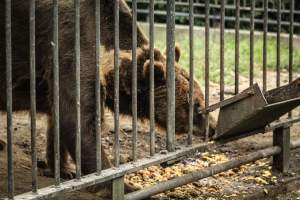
xmin=38 ymin=167 xmax=76 ymax=180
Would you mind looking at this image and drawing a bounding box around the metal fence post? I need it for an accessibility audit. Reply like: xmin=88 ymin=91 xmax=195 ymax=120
xmin=273 ymin=126 xmax=290 ymax=173
xmin=113 ymin=177 xmax=125 ymax=200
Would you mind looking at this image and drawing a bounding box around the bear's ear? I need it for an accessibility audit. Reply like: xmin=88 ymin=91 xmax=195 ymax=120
xmin=175 ymin=44 xmax=181 ymax=62
xmin=163 ymin=44 xmax=181 ymax=62
xmin=143 ymin=60 xmax=166 ymax=83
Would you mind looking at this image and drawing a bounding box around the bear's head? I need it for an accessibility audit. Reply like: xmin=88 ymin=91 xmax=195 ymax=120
xmin=102 ymin=45 xmax=216 ymax=139
xmin=138 ymin=46 xmax=216 ymax=138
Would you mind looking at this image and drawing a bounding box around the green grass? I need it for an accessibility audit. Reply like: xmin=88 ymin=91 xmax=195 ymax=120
xmin=141 ymin=23 xmax=300 ymax=85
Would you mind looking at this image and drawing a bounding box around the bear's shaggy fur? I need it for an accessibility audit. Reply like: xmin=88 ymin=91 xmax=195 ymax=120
xmin=0 ymin=0 xmax=148 ymax=177
xmin=102 ymin=46 xmax=216 ymax=136
xmin=0 ymin=0 xmax=216 ymax=194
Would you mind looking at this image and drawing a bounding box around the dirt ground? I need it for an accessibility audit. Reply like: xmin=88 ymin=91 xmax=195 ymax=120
xmin=1 ymin=71 xmax=300 ymax=200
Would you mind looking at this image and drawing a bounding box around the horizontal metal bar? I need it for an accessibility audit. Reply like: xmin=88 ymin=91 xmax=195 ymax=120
xmin=125 ymin=145 xmax=282 ymax=200
xmin=13 ymin=142 xmax=211 ymax=200
xmin=133 ymin=10 xmax=300 ymax=27
xmin=126 ymin=0 xmax=300 ymax=14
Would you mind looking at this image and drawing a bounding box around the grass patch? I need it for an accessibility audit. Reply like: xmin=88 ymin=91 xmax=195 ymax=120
xmin=141 ymin=23 xmax=300 ymax=85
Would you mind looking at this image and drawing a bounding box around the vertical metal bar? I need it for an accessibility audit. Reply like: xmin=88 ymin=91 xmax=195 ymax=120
xmin=114 ymin=0 xmax=120 ymax=167
xmin=250 ymin=0 xmax=255 ymax=86
xmin=276 ymin=0 xmax=281 ymax=88
xmin=95 ymin=0 xmax=102 ymax=174
xmin=53 ymin=0 xmax=60 ymax=185
xmin=289 ymin=0 xmax=294 ymax=84
xmin=273 ymin=126 xmax=290 ymax=173
xmin=220 ymin=0 xmax=225 ymax=101
xmin=132 ymin=0 xmax=138 ymax=161
xmin=204 ymin=0 xmax=210 ymax=142
xmin=112 ymin=176 xmax=125 ymax=200
xmin=263 ymin=0 xmax=268 ymax=92
xmin=6 ymin=0 xmax=14 ymax=198
xmin=29 ymin=0 xmax=37 ymax=193
xmin=166 ymin=0 xmax=175 ymax=152
xmin=288 ymin=0 xmax=294 ymax=118
xmin=74 ymin=0 xmax=81 ymax=179
xmin=235 ymin=0 xmax=240 ymax=94
xmin=188 ymin=0 xmax=194 ymax=145
xmin=149 ymin=0 xmax=155 ymax=156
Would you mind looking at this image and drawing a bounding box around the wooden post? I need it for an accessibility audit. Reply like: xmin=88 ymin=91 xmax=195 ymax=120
xmin=273 ymin=126 xmax=290 ymax=173
xmin=113 ymin=176 xmax=125 ymax=200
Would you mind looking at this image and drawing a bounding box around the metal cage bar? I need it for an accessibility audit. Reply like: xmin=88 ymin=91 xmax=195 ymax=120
xmin=6 ymin=0 xmax=14 ymax=198
xmin=52 ymin=0 xmax=61 ymax=185
xmin=263 ymin=0 xmax=268 ymax=92
xmin=166 ymin=0 xmax=176 ymax=152
xmin=205 ymin=0 xmax=210 ymax=141
xmin=95 ymin=0 xmax=102 ymax=174
xmin=114 ymin=0 xmax=120 ymax=167
xmin=74 ymin=0 xmax=81 ymax=180
xmin=188 ymin=0 xmax=194 ymax=145
xmin=276 ymin=0 xmax=281 ymax=88
xmin=29 ymin=0 xmax=38 ymax=193
xmin=220 ymin=0 xmax=225 ymax=101
xmin=250 ymin=0 xmax=255 ymax=87
xmin=235 ymin=0 xmax=240 ymax=94
xmin=149 ymin=0 xmax=155 ymax=156
xmin=289 ymin=0 xmax=294 ymax=84
xmin=132 ymin=0 xmax=138 ymax=161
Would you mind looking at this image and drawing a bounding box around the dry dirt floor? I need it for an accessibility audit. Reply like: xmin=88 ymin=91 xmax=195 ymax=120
xmin=1 ymin=71 xmax=300 ymax=200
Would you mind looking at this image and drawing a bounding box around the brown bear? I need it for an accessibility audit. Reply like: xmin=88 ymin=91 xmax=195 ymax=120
xmin=0 ymin=0 xmax=148 ymax=178
xmin=0 ymin=0 xmax=216 ymax=193
xmin=103 ymin=46 xmax=216 ymax=137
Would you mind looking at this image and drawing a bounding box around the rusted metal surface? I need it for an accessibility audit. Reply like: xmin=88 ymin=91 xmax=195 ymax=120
xmin=188 ymin=0 xmax=194 ymax=145
xmin=166 ymin=0 xmax=176 ymax=152
xmin=52 ymin=0 xmax=60 ymax=186
xmin=29 ymin=0 xmax=37 ymax=193
xmin=273 ymin=127 xmax=290 ymax=173
xmin=216 ymin=83 xmax=300 ymax=140
xmin=5 ymin=0 xmax=14 ymax=198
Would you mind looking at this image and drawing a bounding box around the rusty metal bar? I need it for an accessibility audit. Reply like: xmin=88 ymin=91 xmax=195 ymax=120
xmin=273 ymin=127 xmax=290 ymax=173
xmin=114 ymin=0 xmax=120 ymax=167
xmin=289 ymin=0 xmax=294 ymax=84
xmin=95 ymin=0 xmax=102 ymax=173
xmin=149 ymin=0 xmax=155 ymax=156
xmin=204 ymin=0 xmax=210 ymax=141
xmin=220 ymin=0 xmax=225 ymax=101
xmin=6 ymin=0 xmax=14 ymax=198
xmin=74 ymin=0 xmax=81 ymax=180
xmin=288 ymin=0 xmax=294 ymax=118
xmin=250 ymin=0 xmax=255 ymax=86
xmin=52 ymin=0 xmax=60 ymax=185
xmin=188 ymin=0 xmax=194 ymax=145
xmin=235 ymin=0 xmax=240 ymax=94
xmin=131 ymin=0 xmax=138 ymax=161
xmin=263 ymin=0 xmax=268 ymax=92
xmin=29 ymin=0 xmax=37 ymax=193
xmin=113 ymin=176 xmax=125 ymax=200
xmin=166 ymin=0 xmax=176 ymax=152
xmin=14 ymin=142 xmax=211 ymax=200
xmin=276 ymin=0 xmax=281 ymax=88
xmin=125 ymin=146 xmax=282 ymax=200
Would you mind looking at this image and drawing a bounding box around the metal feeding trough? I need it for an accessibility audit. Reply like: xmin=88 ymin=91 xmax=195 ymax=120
xmin=214 ymin=78 xmax=300 ymax=140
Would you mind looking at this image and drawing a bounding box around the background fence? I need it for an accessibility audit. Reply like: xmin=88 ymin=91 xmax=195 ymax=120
xmin=126 ymin=0 xmax=300 ymax=33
